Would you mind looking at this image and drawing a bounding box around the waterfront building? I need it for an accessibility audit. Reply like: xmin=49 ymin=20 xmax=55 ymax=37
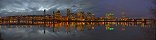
xmin=54 ymin=10 xmax=62 ymax=20
xmin=121 ymin=11 xmax=128 ymax=21
xmin=68 ymin=13 xmax=76 ymax=21
xmin=105 ymin=11 xmax=115 ymax=21
xmin=75 ymin=11 xmax=85 ymax=21
xmin=86 ymin=12 xmax=95 ymax=21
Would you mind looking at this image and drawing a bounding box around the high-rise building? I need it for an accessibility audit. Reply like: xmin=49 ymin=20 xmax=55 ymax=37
xmin=54 ymin=10 xmax=62 ymax=20
xmin=76 ymin=11 xmax=85 ymax=21
xmin=105 ymin=11 xmax=115 ymax=21
xmin=121 ymin=10 xmax=126 ymax=18
xmin=86 ymin=12 xmax=95 ymax=21
xmin=66 ymin=9 xmax=72 ymax=20
xmin=121 ymin=10 xmax=128 ymax=21
xmin=67 ymin=9 xmax=71 ymax=16
xmin=68 ymin=13 xmax=75 ymax=21
xmin=44 ymin=10 xmax=46 ymax=15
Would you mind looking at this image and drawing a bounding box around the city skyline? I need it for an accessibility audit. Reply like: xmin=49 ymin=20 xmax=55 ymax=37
xmin=0 ymin=9 xmax=152 ymax=19
xmin=0 ymin=0 xmax=154 ymax=17
xmin=0 ymin=9 xmax=152 ymax=25
xmin=0 ymin=0 xmax=155 ymax=40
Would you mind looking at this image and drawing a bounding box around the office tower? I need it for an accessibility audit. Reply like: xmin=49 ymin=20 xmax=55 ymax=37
xmin=86 ymin=12 xmax=95 ymax=21
xmin=67 ymin=9 xmax=71 ymax=16
xmin=54 ymin=10 xmax=62 ymax=20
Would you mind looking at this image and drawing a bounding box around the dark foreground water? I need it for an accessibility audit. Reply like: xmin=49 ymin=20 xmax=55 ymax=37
xmin=0 ymin=22 xmax=155 ymax=40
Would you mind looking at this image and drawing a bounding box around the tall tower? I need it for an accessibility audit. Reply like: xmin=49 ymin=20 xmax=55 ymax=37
xmin=106 ymin=11 xmax=114 ymax=19
xmin=121 ymin=10 xmax=128 ymax=21
xmin=52 ymin=11 xmax=55 ymax=20
xmin=67 ymin=9 xmax=70 ymax=16
xmin=44 ymin=10 xmax=46 ymax=15
xmin=121 ymin=10 xmax=126 ymax=18
xmin=54 ymin=10 xmax=62 ymax=20
xmin=43 ymin=9 xmax=46 ymax=23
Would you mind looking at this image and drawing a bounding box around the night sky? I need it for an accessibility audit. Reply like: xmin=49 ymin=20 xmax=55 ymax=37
xmin=0 ymin=0 xmax=154 ymax=17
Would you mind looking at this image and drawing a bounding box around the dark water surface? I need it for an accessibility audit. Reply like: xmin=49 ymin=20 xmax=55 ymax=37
xmin=0 ymin=22 xmax=155 ymax=40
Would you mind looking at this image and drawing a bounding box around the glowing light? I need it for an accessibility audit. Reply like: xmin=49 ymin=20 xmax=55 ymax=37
xmin=108 ymin=28 xmax=114 ymax=31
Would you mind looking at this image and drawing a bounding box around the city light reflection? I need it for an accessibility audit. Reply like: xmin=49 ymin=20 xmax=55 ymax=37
xmin=0 ymin=22 xmax=152 ymax=32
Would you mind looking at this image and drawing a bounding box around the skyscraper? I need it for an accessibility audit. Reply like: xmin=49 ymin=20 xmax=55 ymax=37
xmin=86 ymin=12 xmax=95 ymax=21
xmin=67 ymin=9 xmax=71 ymax=16
xmin=121 ymin=10 xmax=126 ymax=18
xmin=76 ymin=11 xmax=85 ymax=21
xmin=105 ymin=11 xmax=115 ymax=21
xmin=54 ymin=10 xmax=62 ymax=20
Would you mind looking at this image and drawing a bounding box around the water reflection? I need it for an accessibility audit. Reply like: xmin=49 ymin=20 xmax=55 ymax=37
xmin=0 ymin=22 xmax=152 ymax=32
xmin=0 ymin=22 xmax=155 ymax=40
xmin=0 ymin=33 xmax=3 ymax=40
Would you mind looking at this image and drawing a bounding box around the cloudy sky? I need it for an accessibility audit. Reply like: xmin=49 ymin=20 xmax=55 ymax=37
xmin=0 ymin=0 xmax=154 ymax=17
